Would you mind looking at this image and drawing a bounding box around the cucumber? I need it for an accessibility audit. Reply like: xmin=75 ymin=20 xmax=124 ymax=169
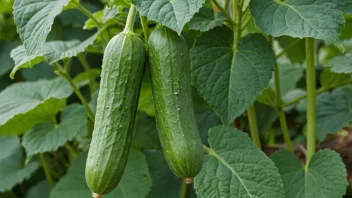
xmin=85 ymin=32 xmax=145 ymax=196
xmin=148 ymin=26 xmax=204 ymax=182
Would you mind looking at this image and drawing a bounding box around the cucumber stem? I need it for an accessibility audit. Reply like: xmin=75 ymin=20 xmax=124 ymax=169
xmin=92 ymin=193 xmax=102 ymax=198
xmin=123 ymin=5 xmax=137 ymax=33
xmin=180 ymin=180 xmax=189 ymax=198
xmin=184 ymin=178 xmax=194 ymax=184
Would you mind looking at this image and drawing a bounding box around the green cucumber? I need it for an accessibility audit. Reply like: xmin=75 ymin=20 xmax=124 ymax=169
xmin=148 ymin=26 xmax=204 ymax=182
xmin=85 ymin=32 xmax=145 ymax=196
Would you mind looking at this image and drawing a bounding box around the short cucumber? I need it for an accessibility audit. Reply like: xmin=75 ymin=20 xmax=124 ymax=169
xmin=85 ymin=32 xmax=145 ymax=196
xmin=148 ymin=26 xmax=204 ymax=182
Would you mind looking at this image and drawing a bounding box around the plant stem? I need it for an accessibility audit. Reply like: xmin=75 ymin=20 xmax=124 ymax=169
xmin=54 ymin=64 xmax=95 ymax=122
xmin=212 ymin=0 xmax=236 ymax=26
xmin=72 ymin=1 xmax=102 ymax=29
xmin=246 ymin=105 xmax=262 ymax=148
xmin=274 ymin=66 xmax=294 ymax=152
xmin=64 ymin=143 xmax=78 ymax=158
xmin=283 ymin=78 xmax=352 ymax=107
xmin=140 ymin=15 xmax=149 ymax=43
xmin=123 ymin=5 xmax=137 ymax=33
xmin=39 ymin=154 xmax=54 ymax=188
xmin=77 ymin=54 xmax=97 ymax=93
xmin=305 ymin=38 xmax=316 ymax=165
xmin=180 ymin=180 xmax=188 ymax=198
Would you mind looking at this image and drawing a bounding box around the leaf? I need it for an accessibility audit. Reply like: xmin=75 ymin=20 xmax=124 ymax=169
xmin=344 ymin=0 xmax=352 ymax=13
xmin=326 ymin=53 xmax=352 ymax=74
xmin=0 ymin=136 xmax=20 ymax=161
xmin=22 ymin=104 xmax=87 ymax=156
xmin=138 ymin=81 xmax=155 ymax=117
xmin=0 ymin=147 xmax=40 ymax=192
xmin=255 ymin=102 xmax=277 ymax=134
xmin=103 ymin=5 xmax=119 ymax=23
xmin=194 ymin=126 xmax=284 ymax=198
xmin=131 ymin=112 xmax=160 ymax=150
xmin=73 ymin=69 xmax=101 ymax=89
xmin=189 ymin=7 xmax=225 ymax=32
xmin=271 ymin=149 xmax=348 ymax=198
xmin=0 ymin=40 xmax=20 ymax=76
xmin=250 ymin=0 xmax=344 ymax=44
xmin=10 ymin=34 xmax=98 ymax=78
xmin=0 ymin=77 xmax=72 ymax=136
xmin=195 ymin=107 xmax=222 ymax=144
xmin=269 ymin=62 xmax=303 ymax=95
xmin=13 ymin=0 xmax=71 ymax=55
xmin=21 ymin=62 xmax=56 ymax=81
xmin=83 ymin=10 xmax=104 ymax=30
xmin=132 ymin=0 xmax=206 ymax=33
xmin=145 ymin=150 xmax=182 ymax=198
xmin=316 ymin=86 xmax=352 ymax=141
xmin=50 ymin=149 xmax=152 ymax=198
xmin=277 ymin=36 xmax=305 ymax=63
xmin=257 ymin=88 xmax=277 ymax=107
xmin=191 ymin=27 xmax=276 ymax=125
xmin=44 ymin=33 xmax=98 ymax=64
xmin=320 ymin=67 xmax=350 ymax=89
xmin=26 ymin=181 xmax=50 ymax=198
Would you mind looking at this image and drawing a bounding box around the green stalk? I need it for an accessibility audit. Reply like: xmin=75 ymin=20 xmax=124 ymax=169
xmin=64 ymin=143 xmax=79 ymax=158
xmin=77 ymin=54 xmax=97 ymax=93
xmin=246 ymin=105 xmax=262 ymax=148
xmin=283 ymin=78 xmax=352 ymax=107
xmin=232 ymin=0 xmax=260 ymax=147
xmin=305 ymin=38 xmax=316 ymax=165
xmin=212 ymin=0 xmax=236 ymax=26
xmin=180 ymin=180 xmax=188 ymax=198
xmin=140 ymin=15 xmax=149 ymax=43
xmin=72 ymin=1 xmax=102 ymax=29
xmin=274 ymin=66 xmax=294 ymax=152
xmin=54 ymin=64 xmax=95 ymax=123
xmin=39 ymin=154 xmax=54 ymax=188
xmin=123 ymin=5 xmax=137 ymax=33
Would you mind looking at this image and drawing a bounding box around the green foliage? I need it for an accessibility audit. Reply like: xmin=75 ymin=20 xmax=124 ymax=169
xmin=0 ymin=78 xmax=72 ymax=135
xmin=194 ymin=126 xmax=284 ymax=198
xmin=191 ymin=27 xmax=276 ymax=125
xmin=132 ymin=0 xmax=205 ymax=33
xmin=250 ymin=0 xmax=344 ymax=44
xmin=22 ymin=104 xmax=87 ymax=157
xmin=51 ymin=150 xmax=152 ymax=198
xmin=1 ymin=0 xmax=351 ymax=197
xmin=271 ymin=149 xmax=348 ymax=197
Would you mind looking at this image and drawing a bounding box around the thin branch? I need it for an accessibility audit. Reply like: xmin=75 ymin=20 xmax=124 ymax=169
xmin=72 ymin=1 xmax=102 ymax=29
xmin=39 ymin=154 xmax=54 ymax=188
xmin=212 ymin=0 xmax=236 ymax=26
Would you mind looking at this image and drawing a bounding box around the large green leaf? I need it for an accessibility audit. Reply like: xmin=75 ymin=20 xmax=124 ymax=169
xmin=131 ymin=112 xmax=160 ymax=150
xmin=191 ymin=27 xmax=276 ymax=125
xmin=320 ymin=67 xmax=350 ymax=89
xmin=344 ymin=0 xmax=352 ymax=13
xmin=0 ymin=78 xmax=72 ymax=136
xmin=0 ymin=41 xmax=20 ymax=76
xmin=189 ymin=7 xmax=225 ymax=32
xmin=132 ymin=0 xmax=206 ymax=33
xmin=250 ymin=0 xmax=344 ymax=44
xmin=22 ymin=104 xmax=87 ymax=156
xmin=316 ymin=86 xmax=352 ymax=141
xmin=0 ymin=137 xmax=20 ymax=161
xmin=326 ymin=53 xmax=352 ymax=74
xmin=194 ymin=126 xmax=284 ymax=198
xmin=26 ymin=181 xmax=50 ymax=198
xmin=13 ymin=0 xmax=71 ymax=55
xmin=50 ymin=149 xmax=152 ymax=198
xmin=0 ymin=147 xmax=40 ymax=192
xmin=145 ymin=150 xmax=182 ymax=198
xmin=271 ymin=149 xmax=348 ymax=198
xmin=10 ymin=33 xmax=98 ymax=78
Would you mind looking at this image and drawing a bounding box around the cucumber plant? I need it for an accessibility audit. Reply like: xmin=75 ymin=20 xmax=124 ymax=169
xmin=0 ymin=0 xmax=351 ymax=197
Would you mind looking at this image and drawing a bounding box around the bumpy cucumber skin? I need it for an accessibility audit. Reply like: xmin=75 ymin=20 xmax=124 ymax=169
xmin=148 ymin=27 xmax=204 ymax=179
xmin=85 ymin=32 xmax=145 ymax=195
